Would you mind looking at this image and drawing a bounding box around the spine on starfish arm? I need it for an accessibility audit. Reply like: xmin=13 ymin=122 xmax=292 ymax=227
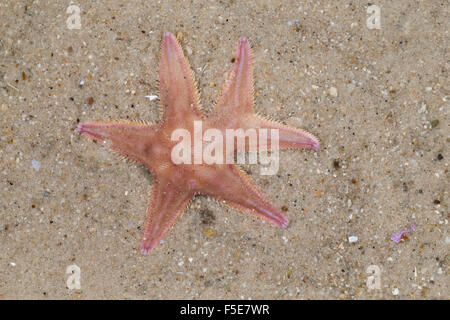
xmin=200 ymin=164 xmax=288 ymax=228
xmin=233 ymin=166 xmax=288 ymax=227
xmin=140 ymin=179 xmax=194 ymax=254
xmin=244 ymin=113 xmax=320 ymax=151
xmin=159 ymin=32 xmax=204 ymax=122
xmin=213 ymin=37 xmax=255 ymax=117
xmin=76 ymin=120 xmax=157 ymax=165
xmin=217 ymin=37 xmax=255 ymax=111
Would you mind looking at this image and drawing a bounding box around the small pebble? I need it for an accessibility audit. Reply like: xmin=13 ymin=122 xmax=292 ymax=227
xmin=145 ymin=95 xmax=158 ymax=101
xmin=328 ymin=86 xmax=338 ymax=97
xmin=32 ymin=159 xmax=40 ymax=172
xmin=204 ymin=227 xmax=216 ymax=237
xmin=418 ymin=103 xmax=427 ymax=113
xmin=348 ymin=236 xmax=358 ymax=243
xmin=392 ymin=287 xmax=399 ymax=295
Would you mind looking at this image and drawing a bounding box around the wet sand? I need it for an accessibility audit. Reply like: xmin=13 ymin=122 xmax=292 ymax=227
xmin=0 ymin=0 xmax=448 ymax=299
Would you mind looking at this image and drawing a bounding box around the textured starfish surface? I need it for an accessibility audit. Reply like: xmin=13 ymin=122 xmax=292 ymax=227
xmin=77 ymin=32 xmax=319 ymax=254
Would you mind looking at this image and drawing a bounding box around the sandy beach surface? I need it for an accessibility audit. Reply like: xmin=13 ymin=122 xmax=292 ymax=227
xmin=0 ymin=0 xmax=448 ymax=299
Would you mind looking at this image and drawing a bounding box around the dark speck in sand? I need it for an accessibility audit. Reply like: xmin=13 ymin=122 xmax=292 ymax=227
xmin=200 ymin=209 xmax=215 ymax=225
xmin=333 ymin=159 xmax=340 ymax=169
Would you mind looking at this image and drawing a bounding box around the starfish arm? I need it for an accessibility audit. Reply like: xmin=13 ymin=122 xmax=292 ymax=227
xmin=77 ymin=121 xmax=157 ymax=165
xmin=196 ymin=164 xmax=287 ymax=227
xmin=140 ymin=179 xmax=193 ymax=254
xmin=213 ymin=37 xmax=254 ymax=115
xmin=159 ymin=32 xmax=202 ymax=123
xmin=244 ymin=114 xmax=320 ymax=150
xmin=210 ymin=38 xmax=318 ymax=151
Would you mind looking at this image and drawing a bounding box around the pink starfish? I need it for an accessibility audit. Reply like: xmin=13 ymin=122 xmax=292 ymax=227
xmin=77 ymin=32 xmax=319 ymax=254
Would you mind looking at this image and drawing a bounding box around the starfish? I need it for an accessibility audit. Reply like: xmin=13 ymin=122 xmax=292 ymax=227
xmin=77 ymin=32 xmax=319 ymax=254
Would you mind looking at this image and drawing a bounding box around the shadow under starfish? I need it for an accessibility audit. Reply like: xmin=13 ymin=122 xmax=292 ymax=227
xmin=77 ymin=32 xmax=319 ymax=255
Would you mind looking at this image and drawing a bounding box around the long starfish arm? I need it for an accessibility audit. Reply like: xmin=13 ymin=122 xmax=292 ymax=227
xmin=197 ymin=164 xmax=288 ymax=227
xmin=243 ymin=114 xmax=319 ymax=150
xmin=213 ymin=37 xmax=254 ymax=115
xmin=210 ymin=38 xmax=319 ymax=151
xmin=77 ymin=121 xmax=157 ymax=164
xmin=140 ymin=179 xmax=193 ymax=254
xmin=159 ymin=32 xmax=202 ymax=123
